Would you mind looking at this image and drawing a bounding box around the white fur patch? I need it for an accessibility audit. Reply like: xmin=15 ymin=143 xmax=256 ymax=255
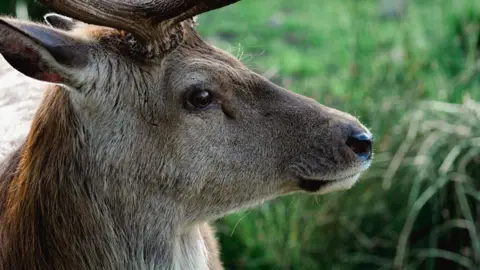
xmin=172 ymin=226 xmax=209 ymax=270
xmin=0 ymin=57 xmax=45 ymax=162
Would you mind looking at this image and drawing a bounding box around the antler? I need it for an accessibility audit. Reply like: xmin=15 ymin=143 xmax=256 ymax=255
xmin=38 ymin=0 xmax=240 ymax=49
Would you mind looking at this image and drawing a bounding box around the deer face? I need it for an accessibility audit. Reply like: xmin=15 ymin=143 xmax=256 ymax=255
xmin=0 ymin=1 xmax=373 ymax=222
xmin=148 ymin=37 xmax=373 ymax=218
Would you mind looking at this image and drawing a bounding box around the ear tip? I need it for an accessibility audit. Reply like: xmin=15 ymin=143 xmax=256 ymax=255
xmin=43 ymin=13 xmax=60 ymax=23
xmin=43 ymin=13 xmax=76 ymax=31
xmin=43 ymin=13 xmax=53 ymax=20
xmin=44 ymin=13 xmax=72 ymax=20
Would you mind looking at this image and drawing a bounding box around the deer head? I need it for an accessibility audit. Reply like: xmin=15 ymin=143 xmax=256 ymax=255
xmin=0 ymin=0 xmax=373 ymax=268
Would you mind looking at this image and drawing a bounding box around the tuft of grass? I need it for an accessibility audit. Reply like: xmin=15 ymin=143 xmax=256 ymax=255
xmin=388 ymin=98 xmax=480 ymax=270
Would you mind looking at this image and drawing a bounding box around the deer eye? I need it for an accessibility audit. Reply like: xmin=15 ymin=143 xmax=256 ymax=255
xmin=185 ymin=88 xmax=214 ymax=110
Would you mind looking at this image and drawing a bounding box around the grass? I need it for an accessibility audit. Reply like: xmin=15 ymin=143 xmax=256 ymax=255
xmin=194 ymin=1 xmax=480 ymax=269
xmin=2 ymin=0 xmax=480 ymax=269
xmin=196 ymin=0 xmax=480 ymax=138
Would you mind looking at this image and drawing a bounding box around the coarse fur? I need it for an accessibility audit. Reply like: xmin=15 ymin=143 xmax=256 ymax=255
xmin=0 ymin=5 xmax=373 ymax=270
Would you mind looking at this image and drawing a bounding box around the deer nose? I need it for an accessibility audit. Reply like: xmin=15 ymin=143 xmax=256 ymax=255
xmin=346 ymin=132 xmax=373 ymax=160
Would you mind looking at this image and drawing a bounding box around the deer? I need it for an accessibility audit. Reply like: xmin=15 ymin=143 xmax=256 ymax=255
xmin=0 ymin=0 xmax=374 ymax=269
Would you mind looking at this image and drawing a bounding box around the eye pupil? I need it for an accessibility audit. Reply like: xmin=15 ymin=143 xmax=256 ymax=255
xmin=187 ymin=89 xmax=213 ymax=109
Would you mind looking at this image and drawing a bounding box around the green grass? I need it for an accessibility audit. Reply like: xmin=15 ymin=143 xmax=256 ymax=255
xmin=194 ymin=1 xmax=480 ymax=269
xmin=2 ymin=0 xmax=480 ymax=269
xmin=196 ymin=0 xmax=480 ymax=138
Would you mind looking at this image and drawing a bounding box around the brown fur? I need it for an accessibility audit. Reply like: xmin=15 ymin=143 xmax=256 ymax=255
xmin=0 ymin=85 xmax=222 ymax=269
xmin=0 ymin=8 xmax=373 ymax=270
xmin=0 ymin=24 xmax=235 ymax=269
xmin=1 ymin=87 xmax=91 ymax=269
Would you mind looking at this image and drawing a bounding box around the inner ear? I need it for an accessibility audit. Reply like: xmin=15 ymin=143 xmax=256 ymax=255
xmin=44 ymin=13 xmax=78 ymax=31
xmin=0 ymin=18 xmax=90 ymax=85
xmin=2 ymin=44 xmax=63 ymax=83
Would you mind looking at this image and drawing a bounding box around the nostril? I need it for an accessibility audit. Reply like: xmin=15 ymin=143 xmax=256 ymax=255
xmin=346 ymin=133 xmax=373 ymax=160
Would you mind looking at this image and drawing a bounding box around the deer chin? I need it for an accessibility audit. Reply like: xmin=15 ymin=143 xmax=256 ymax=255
xmin=295 ymin=158 xmax=373 ymax=194
xmin=297 ymin=173 xmax=361 ymax=194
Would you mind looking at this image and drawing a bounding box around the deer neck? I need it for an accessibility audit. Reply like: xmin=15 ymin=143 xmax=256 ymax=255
xmin=0 ymin=87 xmax=209 ymax=269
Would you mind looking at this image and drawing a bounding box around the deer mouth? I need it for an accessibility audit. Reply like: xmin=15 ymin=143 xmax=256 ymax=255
xmin=296 ymin=173 xmax=361 ymax=193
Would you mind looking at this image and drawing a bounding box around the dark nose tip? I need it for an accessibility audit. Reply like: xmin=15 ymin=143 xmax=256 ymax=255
xmin=346 ymin=133 xmax=373 ymax=160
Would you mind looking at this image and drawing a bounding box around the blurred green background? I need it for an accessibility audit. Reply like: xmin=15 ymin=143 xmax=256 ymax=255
xmin=2 ymin=0 xmax=480 ymax=269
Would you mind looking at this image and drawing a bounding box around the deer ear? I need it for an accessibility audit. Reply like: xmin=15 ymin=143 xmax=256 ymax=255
xmin=0 ymin=18 xmax=89 ymax=85
xmin=44 ymin=13 xmax=79 ymax=31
